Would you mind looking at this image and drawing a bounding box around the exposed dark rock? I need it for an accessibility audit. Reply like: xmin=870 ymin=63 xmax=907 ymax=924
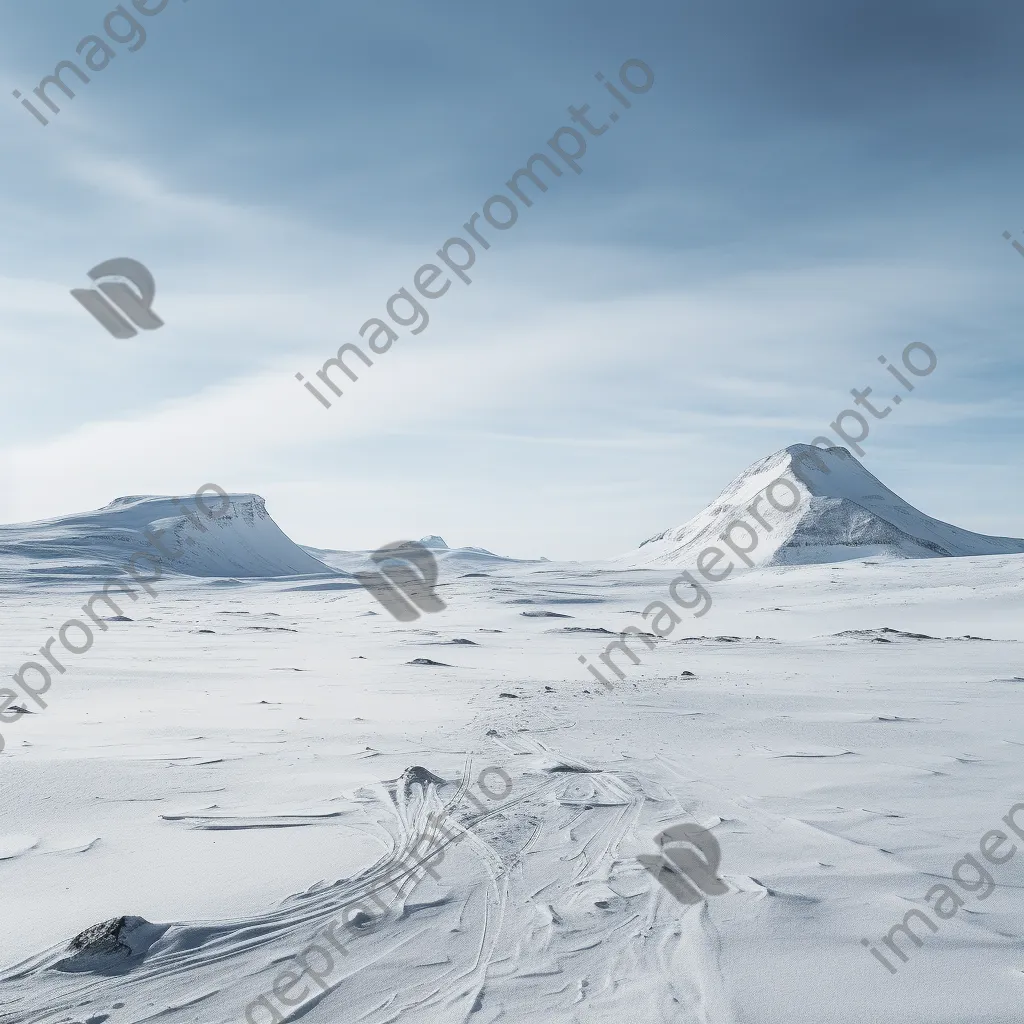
xmin=397 ymin=765 xmax=447 ymax=793
xmin=833 ymin=627 xmax=936 ymax=641
xmin=55 ymin=915 xmax=166 ymax=974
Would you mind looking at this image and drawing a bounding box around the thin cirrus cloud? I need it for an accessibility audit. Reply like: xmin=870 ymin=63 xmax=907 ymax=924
xmin=0 ymin=0 xmax=1021 ymax=556
xmin=1 ymin=249 xmax=1005 ymax=557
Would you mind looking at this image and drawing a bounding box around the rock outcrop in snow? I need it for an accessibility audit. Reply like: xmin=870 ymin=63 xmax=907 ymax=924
xmin=631 ymin=444 xmax=1024 ymax=567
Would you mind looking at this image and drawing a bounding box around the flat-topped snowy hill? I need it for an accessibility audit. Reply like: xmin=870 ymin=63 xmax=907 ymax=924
xmin=0 ymin=494 xmax=333 ymax=580
xmin=630 ymin=444 xmax=1024 ymax=567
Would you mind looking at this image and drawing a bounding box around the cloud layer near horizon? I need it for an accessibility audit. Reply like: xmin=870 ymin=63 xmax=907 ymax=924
xmin=1 ymin=0 xmax=1022 ymax=558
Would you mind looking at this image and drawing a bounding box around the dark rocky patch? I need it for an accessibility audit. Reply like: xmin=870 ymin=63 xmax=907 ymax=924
xmin=397 ymin=765 xmax=447 ymax=793
xmin=407 ymin=658 xmax=450 ymax=666
xmin=69 ymin=917 xmax=134 ymax=956
xmin=834 ymin=627 xmax=937 ymax=641
xmin=521 ymin=610 xmax=573 ymax=618
xmin=673 ymin=635 xmax=775 ymax=643
xmin=55 ymin=915 xmax=166 ymax=974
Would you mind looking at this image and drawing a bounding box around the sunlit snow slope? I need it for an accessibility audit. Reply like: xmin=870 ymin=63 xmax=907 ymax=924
xmin=631 ymin=443 xmax=1024 ymax=567
xmin=0 ymin=494 xmax=333 ymax=580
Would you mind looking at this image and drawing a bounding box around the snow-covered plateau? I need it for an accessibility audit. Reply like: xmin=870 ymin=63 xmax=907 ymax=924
xmin=1 ymin=446 xmax=1022 ymax=1024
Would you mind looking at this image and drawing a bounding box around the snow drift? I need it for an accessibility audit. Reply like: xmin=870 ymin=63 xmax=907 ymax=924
xmin=631 ymin=444 xmax=1024 ymax=567
xmin=0 ymin=494 xmax=333 ymax=580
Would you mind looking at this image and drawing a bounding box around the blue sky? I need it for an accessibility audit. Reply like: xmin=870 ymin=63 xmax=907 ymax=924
xmin=1 ymin=0 xmax=1022 ymax=559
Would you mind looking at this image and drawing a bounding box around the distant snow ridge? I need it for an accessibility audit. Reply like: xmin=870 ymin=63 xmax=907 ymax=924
xmin=306 ymin=534 xmax=529 ymax=575
xmin=632 ymin=444 xmax=1024 ymax=567
xmin=0 ymin=494 xmax=332 ymax=579
xmin=417 ymin=536 xmax=499 ymax=557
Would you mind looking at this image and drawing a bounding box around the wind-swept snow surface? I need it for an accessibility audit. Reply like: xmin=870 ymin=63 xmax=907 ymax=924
xmin=1 ymin=450 xmax=1023 ymax=1024
xmin=632 ymin=444 xmax=1024 ymax=567
xmin=0 ymin=494 xmax=333 ymax=580
xmin=0 ymin=553 xmax=1022 ymax=1023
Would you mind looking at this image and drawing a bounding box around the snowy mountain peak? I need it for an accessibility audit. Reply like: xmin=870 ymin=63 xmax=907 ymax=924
xmin=633 ymin=445 xmax=1024 ymax=567
xmin=418 ymin=535 xmax=450 ymax=550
